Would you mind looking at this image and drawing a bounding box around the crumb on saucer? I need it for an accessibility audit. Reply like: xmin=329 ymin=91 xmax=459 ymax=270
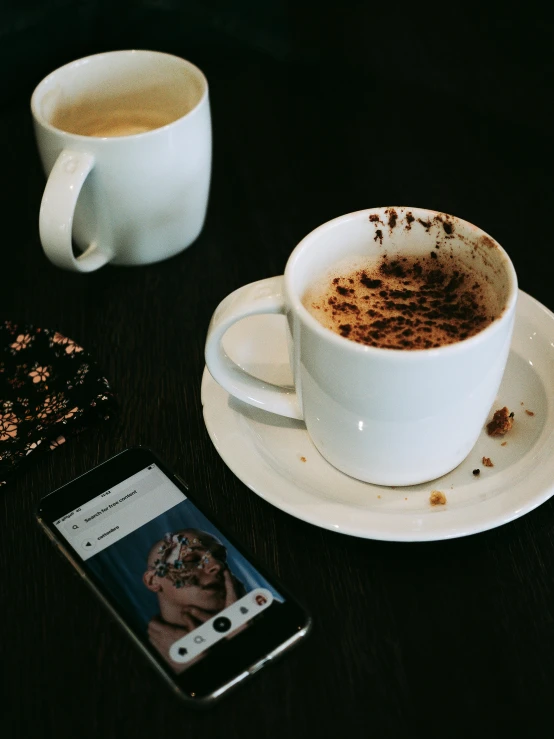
xmin=300 ymin=456 xmax=306 ymax=462
xmin=473 ymin=468 xmax=480 ymax=476
xmin=486 ymin=406 xmax=514 ymax=436
xmin=501 ymin=441 xmax=507 ymax=446
xmin=430 ymin=490 xmax=446 ymax=506
xmin=482 ymin=456 xmax=494 ymax=467
xmin=525 ymin=409 xmax=535 ymax=416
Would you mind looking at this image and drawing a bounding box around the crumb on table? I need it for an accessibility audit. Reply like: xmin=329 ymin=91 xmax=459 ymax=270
xmin=486 ymin=406 xmax=514 ymax=436
xmin=430 ymin=490 xmax=446 ymax=506
xmin=482 ymin=456 xmax=494 ymax=467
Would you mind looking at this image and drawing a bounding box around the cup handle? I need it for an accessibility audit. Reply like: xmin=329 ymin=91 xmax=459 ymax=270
xmin=39 ymin=149 xmax=113 ymax=272
xmin=205 ymin=276 xmax=303 ymax=420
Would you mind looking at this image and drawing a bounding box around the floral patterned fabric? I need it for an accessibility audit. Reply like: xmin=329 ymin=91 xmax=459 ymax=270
xmin=0 ymin=321 xmax=116 ymax=487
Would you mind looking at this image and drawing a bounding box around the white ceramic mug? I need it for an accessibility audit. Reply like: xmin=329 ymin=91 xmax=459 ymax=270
xmin=31 ymin=50 xmax=211 ymax=271
xmin=205 ymin=207 xmax=518 ymax=486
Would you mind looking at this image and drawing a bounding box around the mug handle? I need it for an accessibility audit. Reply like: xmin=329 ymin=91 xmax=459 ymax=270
xmin=205 ymin=276 xmax=303 ymax=420
xmin=39 ymin=149 xmax=113 ymax=272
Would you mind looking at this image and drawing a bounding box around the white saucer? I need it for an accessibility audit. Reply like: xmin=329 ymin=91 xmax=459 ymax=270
xmin=201 ymin=290 xmax=554 ymax=541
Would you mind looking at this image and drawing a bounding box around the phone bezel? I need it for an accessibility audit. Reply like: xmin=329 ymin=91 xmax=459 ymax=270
xmin=36 ymin=446 xmax=311 ymax=705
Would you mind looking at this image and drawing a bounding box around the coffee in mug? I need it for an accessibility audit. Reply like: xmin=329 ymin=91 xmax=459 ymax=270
xmin=205 ymin=207 xmax=518 ymax=487
xmin=51 ymin=101 xmax=178 ymax=138
xmin=301 ymin=251 xmax=501 ymax=350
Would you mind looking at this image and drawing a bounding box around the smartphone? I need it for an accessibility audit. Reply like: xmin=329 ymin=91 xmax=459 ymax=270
xmin=36 ymin=447 xmax=311 ymax=705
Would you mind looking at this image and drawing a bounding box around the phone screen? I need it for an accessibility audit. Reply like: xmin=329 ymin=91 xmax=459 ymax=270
xmin=51 ymin=461 xmax=288 ymax=675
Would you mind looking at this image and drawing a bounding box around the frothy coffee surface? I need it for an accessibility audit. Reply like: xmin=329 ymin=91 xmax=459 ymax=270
xmin=302 ymin=253 xmax=499 ymax=350
xmin=52 ymin=104 xmax=180 ymax=137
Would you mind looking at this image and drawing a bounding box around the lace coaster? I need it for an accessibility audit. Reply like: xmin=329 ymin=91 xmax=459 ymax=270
xmin=0 ymin=321 xmax=116 ymax=486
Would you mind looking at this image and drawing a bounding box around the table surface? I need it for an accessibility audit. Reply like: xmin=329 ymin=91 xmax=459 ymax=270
xmin=3 ymin=46 xmax=554 ymax=739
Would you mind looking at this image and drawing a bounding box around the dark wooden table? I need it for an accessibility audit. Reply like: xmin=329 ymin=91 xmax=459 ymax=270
xmin=3 ymin=41 xmax=554 ymax=739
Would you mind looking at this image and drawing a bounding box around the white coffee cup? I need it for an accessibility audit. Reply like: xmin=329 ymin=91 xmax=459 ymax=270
xmin=31 ymin=50 xmax=211 ymax=271
xmin=205 ymin=207 xmax=518 ymax=486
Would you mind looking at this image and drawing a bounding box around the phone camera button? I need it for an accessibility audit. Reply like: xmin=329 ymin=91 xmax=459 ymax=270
xmin=213 ymin=617 xmax=232 ymax=633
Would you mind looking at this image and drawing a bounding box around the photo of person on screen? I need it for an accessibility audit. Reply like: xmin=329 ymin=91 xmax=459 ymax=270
xmin=142 ymin=528 xmax=246 ymax=671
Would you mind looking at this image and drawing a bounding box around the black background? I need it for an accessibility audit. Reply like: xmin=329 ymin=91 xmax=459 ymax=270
xmin=2 ymin=2 xmax=554 ymax=738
